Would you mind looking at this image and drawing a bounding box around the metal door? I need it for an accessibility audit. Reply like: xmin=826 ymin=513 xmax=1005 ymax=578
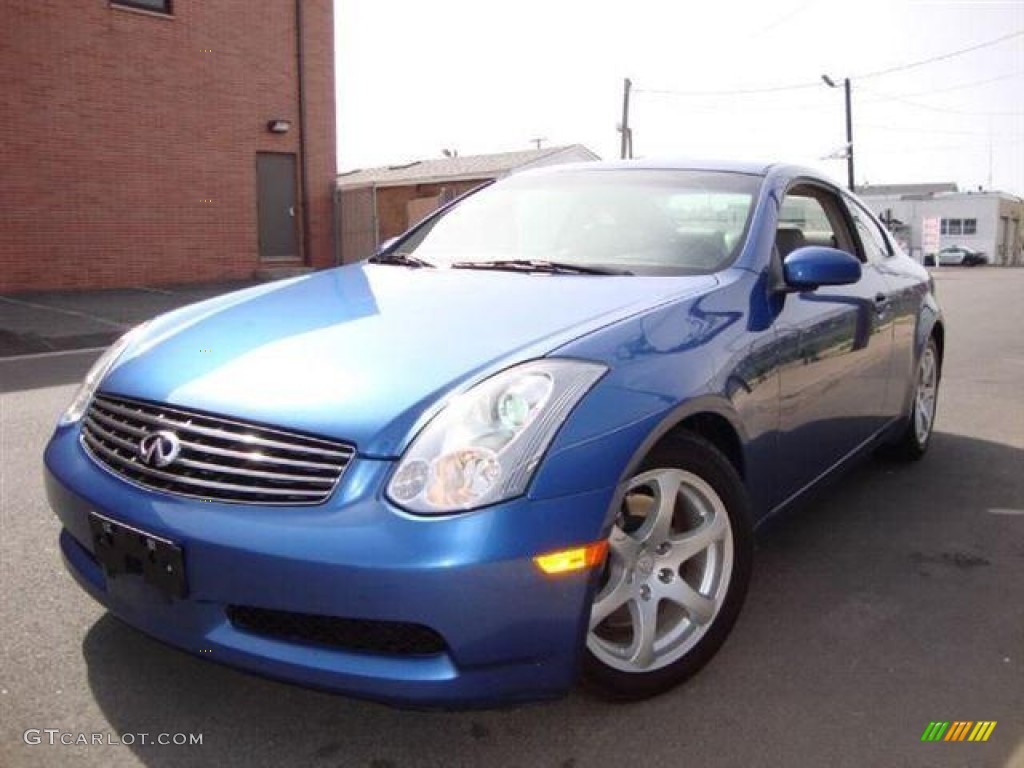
xmin=256 ymin=153 xmax=298 ymax=260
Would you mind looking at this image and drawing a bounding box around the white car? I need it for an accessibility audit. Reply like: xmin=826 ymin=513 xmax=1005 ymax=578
xmin=938 ymin=246 xmax=986 ymax=266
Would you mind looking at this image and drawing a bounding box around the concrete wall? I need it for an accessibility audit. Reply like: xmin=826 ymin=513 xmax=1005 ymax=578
xmin=1 ymin=0 xmax=336 ymax=292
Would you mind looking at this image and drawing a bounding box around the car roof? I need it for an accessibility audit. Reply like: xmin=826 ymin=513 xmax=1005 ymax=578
xmin=520 ymin=158 xmax=838 ymax=186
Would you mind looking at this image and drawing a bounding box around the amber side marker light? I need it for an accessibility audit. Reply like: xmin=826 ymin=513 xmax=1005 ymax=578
xmin=533 ymin=540 xmax=609 ymax=575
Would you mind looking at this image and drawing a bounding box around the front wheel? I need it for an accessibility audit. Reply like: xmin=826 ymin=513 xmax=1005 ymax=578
xmin=582 ymin=434 xmax=753 ymax=700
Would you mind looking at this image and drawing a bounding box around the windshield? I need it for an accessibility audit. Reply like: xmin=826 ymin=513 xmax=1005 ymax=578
xmin=388 ymin=170 xmax=762 ymax=275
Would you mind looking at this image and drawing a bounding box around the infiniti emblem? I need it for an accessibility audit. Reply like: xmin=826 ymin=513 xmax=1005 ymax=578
xmin=137 ymin=430 xmax=181 ymax=468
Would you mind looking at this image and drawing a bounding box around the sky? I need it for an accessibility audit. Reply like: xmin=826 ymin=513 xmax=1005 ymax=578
xmin=334 ymin=0 xmax=1024 ymax=196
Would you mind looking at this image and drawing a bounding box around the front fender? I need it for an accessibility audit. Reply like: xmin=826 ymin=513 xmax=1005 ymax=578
xmin=597 ymin=396 xmax=748 ymax=531
xmin=530 ymin=275 xmax=769 ymax=537
xmin=528 ymin=390 xmax=748 ymax=536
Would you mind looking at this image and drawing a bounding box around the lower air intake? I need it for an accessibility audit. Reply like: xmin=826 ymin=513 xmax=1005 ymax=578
xmin=226 ymin=606 xmax=447 ymax=656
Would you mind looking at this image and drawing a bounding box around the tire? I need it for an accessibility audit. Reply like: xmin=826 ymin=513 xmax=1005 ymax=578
xmin=883 ymin=337 xmax=940 ymax=462
xmin=581 ymin=433 xmax=753 ymax=700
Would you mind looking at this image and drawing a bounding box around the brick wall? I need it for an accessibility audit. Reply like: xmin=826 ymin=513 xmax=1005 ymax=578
xmin=299 ymin=0 xmax=337 ymax=274
xmin=0 ymin=0 xmax=336 ymax=293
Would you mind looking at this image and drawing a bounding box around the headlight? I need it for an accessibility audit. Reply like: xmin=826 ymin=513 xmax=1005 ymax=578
xmin=387 ymin=359 xmax=606 ymax=514
xmin=58 ymin=324 xmax=147 ymax=426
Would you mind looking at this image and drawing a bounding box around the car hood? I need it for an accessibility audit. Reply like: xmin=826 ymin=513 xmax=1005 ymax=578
xmin=102 ymin=264 xmax=716 ymax=456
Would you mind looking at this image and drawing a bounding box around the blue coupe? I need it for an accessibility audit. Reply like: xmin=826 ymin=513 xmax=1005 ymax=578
xmin=45 ymin=159 xmax=943 ymax=705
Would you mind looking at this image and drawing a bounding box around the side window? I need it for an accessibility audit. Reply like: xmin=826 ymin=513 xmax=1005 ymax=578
xmin=776 ymin=184 xmax=858 ymax=261
xmin=847 ymin=198 xmax=892 ymax=263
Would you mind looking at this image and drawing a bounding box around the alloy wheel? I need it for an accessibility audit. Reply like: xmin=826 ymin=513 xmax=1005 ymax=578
xmin=587 ymin=468 xmax=734 ymax=673
xmin=914 ymin=344 xmax=938 ymax=446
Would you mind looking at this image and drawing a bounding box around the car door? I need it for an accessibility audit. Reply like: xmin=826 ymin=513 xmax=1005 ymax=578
xmin=771 ymin=181 xmax=896 ymax=504
xmin=843 ymin=193 xmax=911 ymax=423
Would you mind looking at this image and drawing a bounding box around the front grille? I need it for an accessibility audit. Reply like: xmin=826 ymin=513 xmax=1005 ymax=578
xmin=226 ymin=606 xmax=447 ymax=656
xmin=81 ymin=393 xmax=355 ymax=505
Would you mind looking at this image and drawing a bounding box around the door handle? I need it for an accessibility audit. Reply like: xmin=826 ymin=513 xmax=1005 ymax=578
xmin=288 ymin=206 xmax=295 ymax=217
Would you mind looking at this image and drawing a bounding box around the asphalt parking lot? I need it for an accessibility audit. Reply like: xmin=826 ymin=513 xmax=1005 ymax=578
xmin=1 ymin=268 xmax=1022 ymax=768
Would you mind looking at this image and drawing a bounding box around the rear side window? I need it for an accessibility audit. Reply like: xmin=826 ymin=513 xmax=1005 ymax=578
xmin=846 ymin=198 xmax=892 ymax=263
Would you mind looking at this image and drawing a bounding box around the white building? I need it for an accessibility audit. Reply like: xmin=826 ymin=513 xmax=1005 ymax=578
xmin=857 ymin=183 xmax=1024 ymax=266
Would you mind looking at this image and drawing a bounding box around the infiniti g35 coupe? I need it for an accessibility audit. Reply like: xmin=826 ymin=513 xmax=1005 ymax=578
xmin=45 ymin=159 xmax=943 ymax=705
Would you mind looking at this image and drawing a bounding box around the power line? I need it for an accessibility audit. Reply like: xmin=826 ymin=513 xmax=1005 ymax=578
xmin=876 ymin=97 xmax=1023 ymax=116
xmin=858 ymin=87 xmax=1024 ymax=115
xmin=859 ymin=121 xmax=1021 ymax=138
xmin=861 ymin=70 xmax=1024 ymax=101
xmin=634 ymin=86 xmax=1023 ymax=118
xmin=633 ymin=29 xmax=1024 ymax=98
xmin=867 ymin=138 xmax=1024 ymax=155
xmin=634 ymin=81 xmax=819 ymax=97
xmin=753 ymin=0 xmax=819 ymax=35
xmin=852 ymin=29 xmax=1024 ymax=80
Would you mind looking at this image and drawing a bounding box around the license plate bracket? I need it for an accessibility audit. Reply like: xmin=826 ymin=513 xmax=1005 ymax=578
xmin=88 ymin=512 xmax=187 ymax=600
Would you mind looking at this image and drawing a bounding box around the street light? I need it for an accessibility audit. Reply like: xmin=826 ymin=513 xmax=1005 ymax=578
xmin=822 ymin=74 xmax=854 ymax=191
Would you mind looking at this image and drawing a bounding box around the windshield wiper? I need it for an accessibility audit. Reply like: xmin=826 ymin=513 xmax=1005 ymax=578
xmin=450 ymin=259 xmax=632 ymax=276
xmin=368 ymin=252 xmax=435 ymax=268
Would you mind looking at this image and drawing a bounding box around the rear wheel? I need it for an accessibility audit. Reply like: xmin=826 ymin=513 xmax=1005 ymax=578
xmin=582 ymin=434 xmax=753 ymax=700
xmin=883 ymin=337 xmax=940 ymax=461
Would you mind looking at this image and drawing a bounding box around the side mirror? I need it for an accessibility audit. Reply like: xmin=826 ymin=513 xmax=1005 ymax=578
xmin=782 ymin=246 xmax=861 ymax=290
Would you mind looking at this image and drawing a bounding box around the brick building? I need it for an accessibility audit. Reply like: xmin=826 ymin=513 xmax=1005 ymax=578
xmin=1 ymin=0 xmax=336 ymax=293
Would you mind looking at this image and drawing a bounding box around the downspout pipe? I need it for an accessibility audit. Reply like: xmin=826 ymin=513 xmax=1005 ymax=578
xmin=295 ymin=0 xmax=312 ymax=266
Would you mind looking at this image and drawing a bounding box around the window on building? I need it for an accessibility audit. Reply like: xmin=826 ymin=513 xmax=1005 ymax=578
xmin=963 ymin=218 xmax=977 ymax=235
xmin=941 ymin=218 xmax=963 ymax=236
xmin=111 ymin=0 xmax=172 ymax=14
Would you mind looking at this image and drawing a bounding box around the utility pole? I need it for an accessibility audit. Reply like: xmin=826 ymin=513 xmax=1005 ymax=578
xmin=619 ymin=77 xmax=632 ymax=160
xmin=822 ymin=74 xmax=855 ymax=191
xmin=986 ymin=116 xmax=993 ymax=190
xmin=843 ymin=77 xmax=854 ymax=192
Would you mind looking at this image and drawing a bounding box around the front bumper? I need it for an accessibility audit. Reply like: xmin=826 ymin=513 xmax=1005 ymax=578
xmin=44 ymin=426 xmax=614 ymax=706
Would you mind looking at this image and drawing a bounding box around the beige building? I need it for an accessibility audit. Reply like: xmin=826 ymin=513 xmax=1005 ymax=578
xmin=335 ymin=145 xmax=599 ymax=264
